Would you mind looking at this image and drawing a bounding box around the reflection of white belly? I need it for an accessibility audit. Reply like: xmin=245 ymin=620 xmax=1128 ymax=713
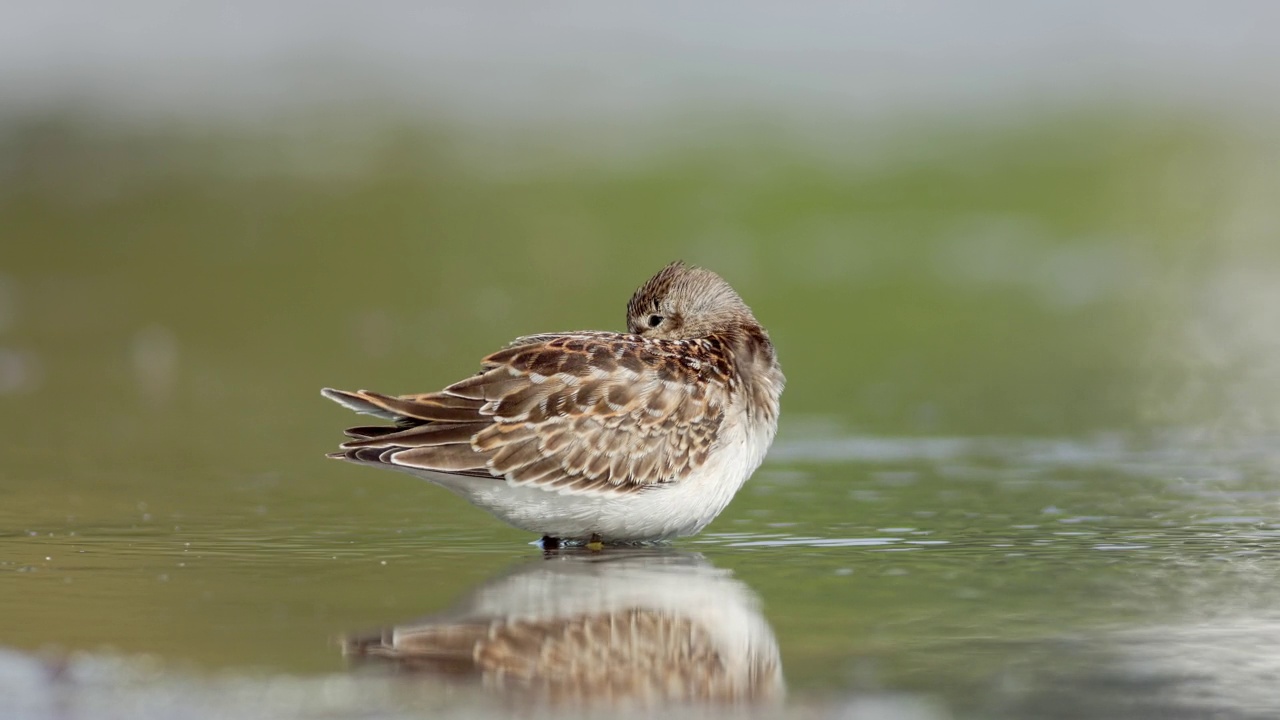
xmin=404 ymin=410 xmax=775 ymax=541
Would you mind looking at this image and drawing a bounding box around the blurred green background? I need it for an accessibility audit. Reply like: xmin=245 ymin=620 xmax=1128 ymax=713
xmin=2 ymin=4 xmax=1280 ymax=717
xmin=4 ymin=109 xmax=1278 ymax=445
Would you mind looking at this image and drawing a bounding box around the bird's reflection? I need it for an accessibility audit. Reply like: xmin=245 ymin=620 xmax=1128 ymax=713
xmin=343 ymin=549 xmax=784 ymax=709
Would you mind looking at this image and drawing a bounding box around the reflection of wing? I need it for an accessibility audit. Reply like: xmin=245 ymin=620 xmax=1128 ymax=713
xmin=342 ymin=551 xmax=784 ymax=708
xmin=325 ymin=331 xmax=733 ymax=494
xmin=350 ymin=610 xmax=768 ymax=704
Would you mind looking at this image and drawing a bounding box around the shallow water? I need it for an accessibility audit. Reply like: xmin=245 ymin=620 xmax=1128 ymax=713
xmin=5 ymin=425 xmax=1280 ymax=718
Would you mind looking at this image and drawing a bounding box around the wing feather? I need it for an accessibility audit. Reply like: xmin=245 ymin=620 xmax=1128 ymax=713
xmin=341 ymin=423 xmax=481 ymax=449
xmin=391 ymin=445 xmax=489 ymax=473
xmin=323 ymin=332 xmax=731 ymax=494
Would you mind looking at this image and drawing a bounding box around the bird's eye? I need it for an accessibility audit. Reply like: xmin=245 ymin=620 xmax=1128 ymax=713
xmin=647 ymin=314 xmax=663 ymax=328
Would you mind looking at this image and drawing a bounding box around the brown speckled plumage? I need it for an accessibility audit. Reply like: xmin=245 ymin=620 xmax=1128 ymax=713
xmin=323 ymin=261 xmax=783 ymax=542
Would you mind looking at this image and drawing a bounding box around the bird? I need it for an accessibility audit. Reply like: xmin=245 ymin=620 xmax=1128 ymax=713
xmin=322 ymin=261 xmax=784 ymax=545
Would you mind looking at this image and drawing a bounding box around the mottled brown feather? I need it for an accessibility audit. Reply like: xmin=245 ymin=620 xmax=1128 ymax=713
xmin=324 ymin=329 xmax=747 ymax=494
xmin=325 ymin=262 xmax=784 ymax=502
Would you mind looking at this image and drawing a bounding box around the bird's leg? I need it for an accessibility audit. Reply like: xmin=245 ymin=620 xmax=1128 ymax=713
xmin=586 ymin=533 xmax=604 ymax=552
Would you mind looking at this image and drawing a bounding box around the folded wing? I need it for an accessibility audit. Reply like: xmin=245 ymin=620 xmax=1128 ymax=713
xmin=324 ymin=332 xmax=730 ymax=494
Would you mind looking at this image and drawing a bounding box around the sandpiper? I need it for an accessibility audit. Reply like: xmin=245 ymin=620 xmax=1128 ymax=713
xmin=323 ymin=261 xmax=783 ymax=544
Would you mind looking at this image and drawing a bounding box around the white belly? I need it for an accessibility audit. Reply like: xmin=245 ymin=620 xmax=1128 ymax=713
xmin=403 ymin=410 xmax=776 ymax=542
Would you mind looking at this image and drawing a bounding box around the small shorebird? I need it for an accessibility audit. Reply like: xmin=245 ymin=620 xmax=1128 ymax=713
xmin=323 ymin=261 xmax=783 ymax=544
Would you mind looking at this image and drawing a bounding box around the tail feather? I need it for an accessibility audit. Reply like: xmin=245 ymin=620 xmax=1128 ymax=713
xmin=321 ymin=388 xmax=400 ymax=420
xmin=322 ymin=387 xmax=484 ymax=423
xmin=323 ymin=386 xmax=493 ymax=478
xmin=340 ymin=422 xmax=480 ymax=450
xmin=343 ymin=425 xmax=407 ymax=440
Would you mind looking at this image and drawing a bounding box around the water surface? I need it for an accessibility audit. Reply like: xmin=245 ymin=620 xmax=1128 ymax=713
xmin=5 ymin=420 xmax=1280 ymax=718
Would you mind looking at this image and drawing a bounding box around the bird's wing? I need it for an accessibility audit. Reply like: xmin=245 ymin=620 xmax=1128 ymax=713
xmin=346 ymin=610 xmax=737 ymax=702
xmin=323 ymin=332 xmax=733 ymax=494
